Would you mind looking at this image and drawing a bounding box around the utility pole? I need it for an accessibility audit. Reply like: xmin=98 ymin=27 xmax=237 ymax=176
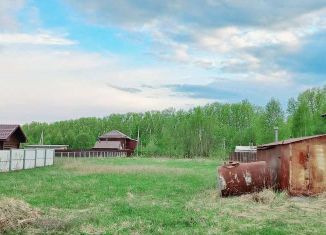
xmin=39 ymin=131 xmax=44 ymax=145
xmin=137 ymin=127 xmax=140 ymax=157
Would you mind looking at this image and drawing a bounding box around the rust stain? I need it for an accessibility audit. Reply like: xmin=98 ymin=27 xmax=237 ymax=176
xmin=218 ymin=161 xmax=271 ymax=197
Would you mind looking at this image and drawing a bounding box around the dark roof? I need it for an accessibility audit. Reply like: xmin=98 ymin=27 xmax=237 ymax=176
xmin=258 ymin=134 xmax=326 ymax=149
xmin=99 ymin=130 xmax=133 ymax=140
xmin=0 ymin=124 xmax=27 ymax=142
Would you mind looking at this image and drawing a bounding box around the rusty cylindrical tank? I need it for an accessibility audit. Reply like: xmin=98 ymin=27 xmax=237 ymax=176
xmin=218 ymin=161 xmax=271 ymax=197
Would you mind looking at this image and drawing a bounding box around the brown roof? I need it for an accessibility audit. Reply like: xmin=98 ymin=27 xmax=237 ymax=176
xmin=93 ymin=141 xmax=122 ymax=149
xmin=0 ymin=124 xmax=27 ymax=142
xmin=99 ymin=130 xmax=133 ymax=140
xmin=258 ymin=134 xmax=326 ymax=149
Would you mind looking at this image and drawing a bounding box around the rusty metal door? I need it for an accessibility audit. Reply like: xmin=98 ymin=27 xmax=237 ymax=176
xmin=309 ymin=145 xmax=326 ymax=194
xmin=290 ymin=144 xmax=326 ymax=195
xmin=289 ymin=144 xmax=309 ymax=195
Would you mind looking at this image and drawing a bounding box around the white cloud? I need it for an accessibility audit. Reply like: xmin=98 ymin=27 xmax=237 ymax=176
xmin=0 ymin=33 xmax=76 ymax=45
xmin=0 ymin=47 xmax=210 ymax=123
xmin=197 ymin=27 xmax=301 ymax=53
xmin=0 ymin=0 xmax=25 ymax=31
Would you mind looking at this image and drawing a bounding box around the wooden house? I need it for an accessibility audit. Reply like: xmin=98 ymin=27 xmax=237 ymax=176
xmin=0 ymin=125 xmax=27 ymax=150
xmin=93 ymin=130 xmax=138 ymax=156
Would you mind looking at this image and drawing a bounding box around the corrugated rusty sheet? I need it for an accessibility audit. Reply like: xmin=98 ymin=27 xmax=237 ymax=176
xmin=218 ymin=161 xmax=271 ymax=197
xmin=288 ymin=143 xmax=326 ymax=196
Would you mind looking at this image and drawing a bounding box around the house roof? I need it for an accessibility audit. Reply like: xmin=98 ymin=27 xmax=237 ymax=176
xmin=99 ymin=130 xmax=133 ymax=140
xmin=93 ymin=141 xmax=122 ymax=149
xmin=235 ymin=146 xmax=257 ymax=153
xmin=258 ymin=134 xmax=326 ymax=149
xmin=0 ymin=125 xmax=27 ymax=142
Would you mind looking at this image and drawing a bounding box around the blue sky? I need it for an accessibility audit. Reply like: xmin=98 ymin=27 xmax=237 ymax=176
xmin=0 ymin=0 xmax=325 ymax=123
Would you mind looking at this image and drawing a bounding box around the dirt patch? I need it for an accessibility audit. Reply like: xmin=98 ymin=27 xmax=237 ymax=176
xmin=62 ymin=162 xmax=189 ymax=175
xmin=0 ymin=197 xmax=41 ymax=233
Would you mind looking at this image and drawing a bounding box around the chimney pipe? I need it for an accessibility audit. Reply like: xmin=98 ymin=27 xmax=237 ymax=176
xmin=274 ymin=127 xmax=279 ymax=143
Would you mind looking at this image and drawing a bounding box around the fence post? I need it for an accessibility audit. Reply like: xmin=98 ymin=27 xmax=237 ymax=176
xmin=44 ymin=150 xmax=47 ymax=167
xmin=34 ymin=149 xmax=37 ymax=168
xmin=23 ymin=149 xmax=26 ymax=170
xmin=9 ymin=149 xmax=12 ymax=172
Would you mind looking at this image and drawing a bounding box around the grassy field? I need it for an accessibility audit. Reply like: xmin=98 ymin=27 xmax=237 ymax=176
xmin=1 ymin=157 xmax=326 ymax=234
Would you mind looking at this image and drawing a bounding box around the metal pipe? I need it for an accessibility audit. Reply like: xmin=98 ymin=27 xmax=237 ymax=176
xmin=274 ymin=127 xmax=279 ymax=142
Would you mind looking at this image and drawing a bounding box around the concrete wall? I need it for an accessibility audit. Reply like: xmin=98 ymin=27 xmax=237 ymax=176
xmin=0 ymin=149 xmax=54 ymax=172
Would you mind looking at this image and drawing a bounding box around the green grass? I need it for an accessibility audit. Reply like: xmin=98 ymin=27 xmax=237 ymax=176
xmin=1 ymin=157 xmax=326 ymax=234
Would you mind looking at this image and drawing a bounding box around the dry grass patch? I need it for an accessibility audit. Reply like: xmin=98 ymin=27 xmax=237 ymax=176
xmin=239 ymin=189 xmax=281 ymax=204
xmin=0 ymin=197 xmax=41 ymax=233
xmin=187 ymin=188 xmax=326 ymax=234
xmin=80 ymin=224 xmax=107 ymax=235
xmin=62 ymin=161 xmax=189 ymax=175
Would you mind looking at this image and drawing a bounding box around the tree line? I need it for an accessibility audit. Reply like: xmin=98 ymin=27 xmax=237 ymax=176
xmin=23 ymin=86 xmax=326 ymax=158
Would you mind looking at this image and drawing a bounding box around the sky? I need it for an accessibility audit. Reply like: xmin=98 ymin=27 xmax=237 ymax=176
xmin=0 ymin=0 xmax=325 ymax=123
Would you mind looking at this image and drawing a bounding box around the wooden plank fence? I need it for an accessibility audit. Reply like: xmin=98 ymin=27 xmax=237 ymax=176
xmin=229 ymin=151 xmax=257 ymax=163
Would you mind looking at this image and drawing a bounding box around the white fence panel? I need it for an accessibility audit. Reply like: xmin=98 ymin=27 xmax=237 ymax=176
xmin=36 ymin=149 xmax=45 ymax=167
xmin=0 ymin=149 xmax=54 ymax=173
xmin=45 ymin=149 xmax=54 ymax=166
xmin=0 ymin=150 xmax=10 ymax=172
xmin=25 ymin=149 xmax=36 ymax=169
xmin=11 ymin=149 xmax=24 ymax=171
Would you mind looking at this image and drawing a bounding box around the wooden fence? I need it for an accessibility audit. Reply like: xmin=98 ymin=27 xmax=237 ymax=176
xmin=229 ymin=151 xmax=257 ymax=163
xmin=55 ymin=150 xmax=129 ymax=158
xmin=0 ymin=149 xmax=54 ymax=172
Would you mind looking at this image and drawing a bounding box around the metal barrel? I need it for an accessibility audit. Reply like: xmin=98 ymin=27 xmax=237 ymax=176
xmin=218 ymin=161 xmax=271 ymax=197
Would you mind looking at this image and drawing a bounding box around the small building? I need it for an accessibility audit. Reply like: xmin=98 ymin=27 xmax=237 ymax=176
xmin=257 ymin=134 xmax=326 ymax=196
xmin=0 ymin=125 xmax=27 ymax=150
xmin=25 ymin=145 xmax=69 ymax=150
xmin=235 ymin=146 xmax=257 ymax=153
xmin=229 ymin=145 xmax=257 ymax=162
xmin=93 ymin=130 xmax=138 ymax=156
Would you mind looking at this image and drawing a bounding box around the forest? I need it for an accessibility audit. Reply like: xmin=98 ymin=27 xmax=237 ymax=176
xmin=23 ymin=86 xmax=326 ymax=158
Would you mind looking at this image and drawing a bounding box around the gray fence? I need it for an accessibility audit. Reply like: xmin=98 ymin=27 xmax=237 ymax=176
xmin=55 ymin=150 xmax=127 ymax=158
xmin=0 ymin=149 xmax=54 ymax=172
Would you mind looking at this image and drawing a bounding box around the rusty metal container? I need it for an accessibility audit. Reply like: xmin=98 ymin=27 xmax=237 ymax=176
xmin=258 ymin=134 xmax=326 ymax=196
xmin=218 ymin=161 xmax=271 ymax=197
